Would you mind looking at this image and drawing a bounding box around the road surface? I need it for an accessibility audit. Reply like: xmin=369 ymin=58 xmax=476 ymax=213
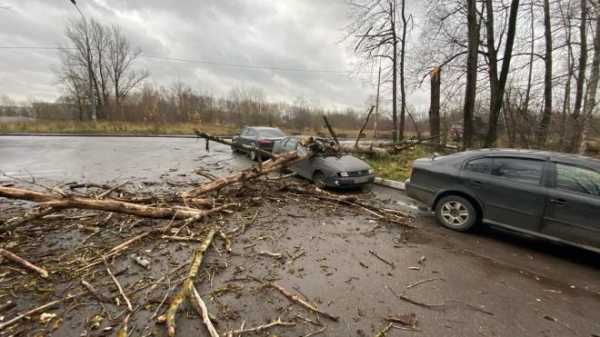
xmin=1 ymin=135 xmax=599 ymax=337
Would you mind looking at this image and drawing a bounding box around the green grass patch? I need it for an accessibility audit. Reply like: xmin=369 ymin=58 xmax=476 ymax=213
xmin=363 ymin=146 xmax=434 ymax=181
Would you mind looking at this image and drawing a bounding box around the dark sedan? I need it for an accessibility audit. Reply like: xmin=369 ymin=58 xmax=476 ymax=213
xmin=273 ymin=136 xmax=375 ymax=189
xmin=406 ymin=149 xmax=600 ymax=253
xmin=231 ymin=127 xmax=286 ymax=160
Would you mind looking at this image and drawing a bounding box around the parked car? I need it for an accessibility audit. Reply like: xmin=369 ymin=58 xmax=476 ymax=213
xmin=406 ymin=149 xmax=600 ymax=253
xmin=273 ymin=136 xmax=375 ymax=189
xmin=231 ymin=127 xmax=286 ymax=160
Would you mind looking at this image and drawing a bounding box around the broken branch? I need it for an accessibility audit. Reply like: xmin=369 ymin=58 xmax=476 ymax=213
xmin=0 ymin=248 xmax=48 ymax=278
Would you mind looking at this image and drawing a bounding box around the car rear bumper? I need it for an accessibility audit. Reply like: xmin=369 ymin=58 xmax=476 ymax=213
xmin=324 ymin=174 xmax=375 ymax=188
xmin=406 ymin=182 xmax=435 ymax=206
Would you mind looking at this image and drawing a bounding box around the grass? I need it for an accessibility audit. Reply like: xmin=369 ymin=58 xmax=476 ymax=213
xmin=0 ymin=120 xmax=238 ymax=136
xmin=362 ymin=145 xmax=434 ymax=181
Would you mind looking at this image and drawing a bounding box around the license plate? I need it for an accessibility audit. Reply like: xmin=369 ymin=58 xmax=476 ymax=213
xmin=354 ymin=176 xmax=370 ymax=184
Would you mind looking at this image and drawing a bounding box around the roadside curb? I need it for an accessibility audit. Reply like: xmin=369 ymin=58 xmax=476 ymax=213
xmin=374 ymin=177 xmax=406 ymax=191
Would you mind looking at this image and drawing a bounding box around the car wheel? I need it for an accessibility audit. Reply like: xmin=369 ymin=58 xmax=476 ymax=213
xmin=248 ymin=149 xmax=257 ymax=161
xmin=435 ymin=195 xmax=477 ymax=232
xmin=312 ymin=171 xmax=327 ymax=189
xmin=231 ymin=145 xmax=239 ymax=154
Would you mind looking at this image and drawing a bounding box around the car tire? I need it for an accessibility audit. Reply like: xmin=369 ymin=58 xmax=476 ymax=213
xmin=435 ymin=195 xmax=477 ymax=232
xmin=231 ymin=145 xmax=239 ymax=154
xmin=312 ymin=171 xmax=327 ymax=189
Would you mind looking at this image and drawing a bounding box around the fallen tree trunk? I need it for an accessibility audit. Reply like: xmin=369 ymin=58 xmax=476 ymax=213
xmin=184 ymin=151 xmax=304 ymax=197
xmin=0 ymin=186 xmax=230 ymax=221
xmin=194 ymin=130 xmax=277 ymax=159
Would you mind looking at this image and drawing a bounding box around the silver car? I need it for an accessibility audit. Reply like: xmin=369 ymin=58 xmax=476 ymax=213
xmin=273 ymin=136 xmax=375 ymax=188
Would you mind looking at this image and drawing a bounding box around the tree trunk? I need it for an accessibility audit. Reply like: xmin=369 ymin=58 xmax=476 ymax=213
xmin=568 ymin=0 xmax=588 ymax=152
xmin=399 ymin=0 xmax=407 ymax=141
xmin=536 ymin=0 xmax=553 ymax=148
xmin=484 ymin=0 xmax=520 ymax=148
xmin=463 ymin=0 xmax=479 ymax=149
xmin=429 ymin=67 xmax=441 ymax=147
xmin=579 ymin=7 xmax=600 ymax=154
xmin=390 ymin=1 xmax=399 ymax=143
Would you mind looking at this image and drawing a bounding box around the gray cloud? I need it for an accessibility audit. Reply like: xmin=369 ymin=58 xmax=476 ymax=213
xmin=0 ymin=0 xmax=428 ymax=111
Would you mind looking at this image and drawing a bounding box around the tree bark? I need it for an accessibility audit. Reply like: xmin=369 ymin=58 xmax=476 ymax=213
xmin=536 ymin=0 xmax=554 ymax=147
xmin=463 ymin=0 xmax=480 ymax=149
xmin=429 ymin=67 xmax=441 ymax=148
xmin=484 ymin=0 xmax=521 ymax=148
xmin=568 ymin=0 xmax=589 ymax=152
xmin=0 ymin=186 xmax=227 ymax=220
xmin=391 ymin=0 xmax=399 ymax=143
xmin=579 ymin=6 xmax=600 ymax=154
xmin=399 ymin=0 xmax=407 ymax=141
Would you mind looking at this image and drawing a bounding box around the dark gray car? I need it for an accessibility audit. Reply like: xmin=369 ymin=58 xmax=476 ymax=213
xmin=406 ymin=149 xmax=600 ymax=253
xmin=231 ymin=127 xmax=286 ymax=160
xmin=273 ymin=137 xmax=375 ymax=188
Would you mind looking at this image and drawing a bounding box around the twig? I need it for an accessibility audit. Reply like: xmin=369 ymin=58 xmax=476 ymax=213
xmin=227 ymin=317 xmax=295 ymax=335
xmin=103 ymin=256 xmax=133 ymax=312
xmin=368 ymin=250 xmax=395 ymax=268
xmin=0 ymin=248 xmax=49 ymax=278
xmin=406 ymin=277 xmax=443 ymax=289
xmin=385 ymin=285 xmax=445 ymax=311
xmin=265 ymin=282 xmax=339 ymax=321
xmin=0 ymin=292 xmax=83 ymax=331
xmin=81 ymin=279 xmax=110 ymax=303
xmin=0 ymin=207 xmax=56 ymax=233
xmin=373 ymin=322 xmax=393 ymax=337
xmin=302 ymin=326 xmax=327 ymax=337
xmin=98 ymin=181 xmax=130 ymax=199
xmin=259 ymin=250 xmax=283 ymax=259
xmin=190 ymin=285 xmax=220 ymax=337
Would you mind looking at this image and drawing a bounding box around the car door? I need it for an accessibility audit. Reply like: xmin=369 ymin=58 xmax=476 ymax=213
xmin=463 ymin=156 xmax=548 ymax=232
xmin=542 ymin=162 xmax=600 ymax=248
xmin=242 ymin=129 xmax=257 ymax=147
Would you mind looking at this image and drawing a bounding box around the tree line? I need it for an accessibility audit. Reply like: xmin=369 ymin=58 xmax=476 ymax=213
xmin=348 ymin=0 xmax=600 ymax=153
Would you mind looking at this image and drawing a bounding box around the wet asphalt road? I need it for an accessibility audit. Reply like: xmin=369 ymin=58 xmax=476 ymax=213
xmin=1 ymin=135 xmax=599 ymax=336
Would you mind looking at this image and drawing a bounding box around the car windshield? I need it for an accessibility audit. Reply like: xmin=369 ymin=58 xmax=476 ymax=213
xmin=257 ymin=128 xmax=285 ymax=137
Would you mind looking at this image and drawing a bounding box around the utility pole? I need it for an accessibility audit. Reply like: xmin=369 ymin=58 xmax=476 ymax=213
xmin=68 ymin=0 xmax=96 ymax=121
xmin=374 ymin=62 xmax=381 ymax=140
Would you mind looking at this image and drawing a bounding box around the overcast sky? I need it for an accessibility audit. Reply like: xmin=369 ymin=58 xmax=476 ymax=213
xmin=0 ymin=0 xmax=428 ymax=111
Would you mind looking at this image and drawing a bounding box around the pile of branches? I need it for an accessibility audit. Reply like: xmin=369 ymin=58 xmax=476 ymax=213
xmin=0 ymin=134 xmax=414 ymax=337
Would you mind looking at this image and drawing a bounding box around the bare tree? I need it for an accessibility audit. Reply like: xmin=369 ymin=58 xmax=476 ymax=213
xmin=59 ymin=18 xmax=148 ymax=121
xmin=347 ymin=0 xmax=405 ymax=142
xmin=483 ymin=0 xmax=521 ymax=147
xmin=107 ymin=25 xmax=148 ymax=118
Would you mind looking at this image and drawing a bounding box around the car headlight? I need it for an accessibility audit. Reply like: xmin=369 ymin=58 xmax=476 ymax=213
xmin=339 ymin=171 xmax=349 ymax=177
xmin=368 ymin=169 xmax=374 ymax=175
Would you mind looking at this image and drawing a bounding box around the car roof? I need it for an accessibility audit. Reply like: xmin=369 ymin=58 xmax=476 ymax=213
xmin=461 ymin=148 xmax=600 ymax=169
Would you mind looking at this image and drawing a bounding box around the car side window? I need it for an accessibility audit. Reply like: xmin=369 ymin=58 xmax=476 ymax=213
xmin=240 ymin=128 xmax=248 ymax=136
xmin=247 ymin=129 xmax=257 ymax=138
xmin=555 ymin=163 xmax=600 ymax=197
xmin=491 ymin=158 xmax=543 ymax=184
xmin=464 ymin=158 xmax=493 ymax=174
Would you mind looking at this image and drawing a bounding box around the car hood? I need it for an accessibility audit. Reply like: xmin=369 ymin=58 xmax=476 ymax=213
xmin=318 ymin=155 xmax=371 ymax=172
